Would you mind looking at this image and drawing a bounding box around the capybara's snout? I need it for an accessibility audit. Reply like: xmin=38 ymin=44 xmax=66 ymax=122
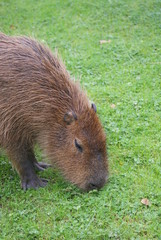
xmin=83 ymin=171 xmax=108 ymax=192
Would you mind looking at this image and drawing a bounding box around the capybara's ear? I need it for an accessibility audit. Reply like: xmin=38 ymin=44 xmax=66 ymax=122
xmin=91 ymin=103 xmax=97 ymax=113
xmin=64 ymin=111 xmax=77 ymax=125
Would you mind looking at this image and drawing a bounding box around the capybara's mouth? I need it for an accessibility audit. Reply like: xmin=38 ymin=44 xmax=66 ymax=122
xmin=78 ymin=174 xmax=108 ymax=192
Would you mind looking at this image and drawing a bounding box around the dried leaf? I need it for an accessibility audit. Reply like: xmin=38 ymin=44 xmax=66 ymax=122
xmin=141 ymin=198 xmax=150 ymax=206
xmin=110 ymin=104 xmax=116 ymax=109
xmin=100 ymin=39 xmax=111 ymax=44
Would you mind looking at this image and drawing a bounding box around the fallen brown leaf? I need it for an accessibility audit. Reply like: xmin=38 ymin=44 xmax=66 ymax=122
xmin=141 ymin=198 xmax=150 ymax=206
xmin=100 ymin=39 xmax=111 ymax=44
xmin=110 ymin=104 xmax=116 ymax=109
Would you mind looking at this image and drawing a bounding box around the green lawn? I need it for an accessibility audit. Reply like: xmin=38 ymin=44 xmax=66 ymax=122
xmin=0 ymin=0 xmax=161 ymax=239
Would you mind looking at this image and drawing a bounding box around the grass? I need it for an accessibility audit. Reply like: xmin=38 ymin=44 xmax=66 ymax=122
xmin=0 ymin=0 xmax=161 ymax=239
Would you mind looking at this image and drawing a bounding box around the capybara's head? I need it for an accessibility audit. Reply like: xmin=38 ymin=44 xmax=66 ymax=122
xmin=45 ymin=102 xmax=108 ymax=192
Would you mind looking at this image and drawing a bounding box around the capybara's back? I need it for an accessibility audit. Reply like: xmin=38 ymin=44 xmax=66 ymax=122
xmin=0 ymin=33 xmax=108 ymax=191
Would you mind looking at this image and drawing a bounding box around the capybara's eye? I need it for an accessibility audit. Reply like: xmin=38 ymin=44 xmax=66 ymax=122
xmin=75 ymin=139 xmax=83 ymax=153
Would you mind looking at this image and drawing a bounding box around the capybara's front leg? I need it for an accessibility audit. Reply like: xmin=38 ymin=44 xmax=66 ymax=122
xmin=7 ymin=147 xmax=48 ymax=190
xmin=34 ymin=161 xmax=52 ymax=171
xmin=27 ymin=149 xmax=51 ymax=171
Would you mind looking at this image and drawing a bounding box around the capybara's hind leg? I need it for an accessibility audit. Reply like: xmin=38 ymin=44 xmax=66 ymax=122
xmin=7 ymin=147 xmax=48 ymax=190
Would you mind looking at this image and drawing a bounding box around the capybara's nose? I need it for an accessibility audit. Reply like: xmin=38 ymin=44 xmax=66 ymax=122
xmin=87 ymin=174 xmax=108 ymax=191
xmin=88 ymin=182 xmax=98 ymax=190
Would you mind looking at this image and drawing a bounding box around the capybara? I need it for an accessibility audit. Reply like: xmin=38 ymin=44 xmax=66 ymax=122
xmin=0 ymin=33 xmax=108 ymax=191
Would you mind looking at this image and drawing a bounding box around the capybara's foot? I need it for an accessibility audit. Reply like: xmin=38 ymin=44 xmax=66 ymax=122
xmin=21 ymin=175 xmax=48 ymax=190
xmin=34 ymin=161 xmax=51 ymax=171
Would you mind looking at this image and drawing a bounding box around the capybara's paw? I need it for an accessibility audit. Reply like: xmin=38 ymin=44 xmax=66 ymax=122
xmin=34 ymin=162 xmax=52 ymax=171
xmin=21 ymin=175 xmax=48 ymax=190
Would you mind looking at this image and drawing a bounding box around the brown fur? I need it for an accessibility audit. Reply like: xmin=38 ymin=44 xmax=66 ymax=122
xmin=0 ymin=33 xmax=108 ymax=191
